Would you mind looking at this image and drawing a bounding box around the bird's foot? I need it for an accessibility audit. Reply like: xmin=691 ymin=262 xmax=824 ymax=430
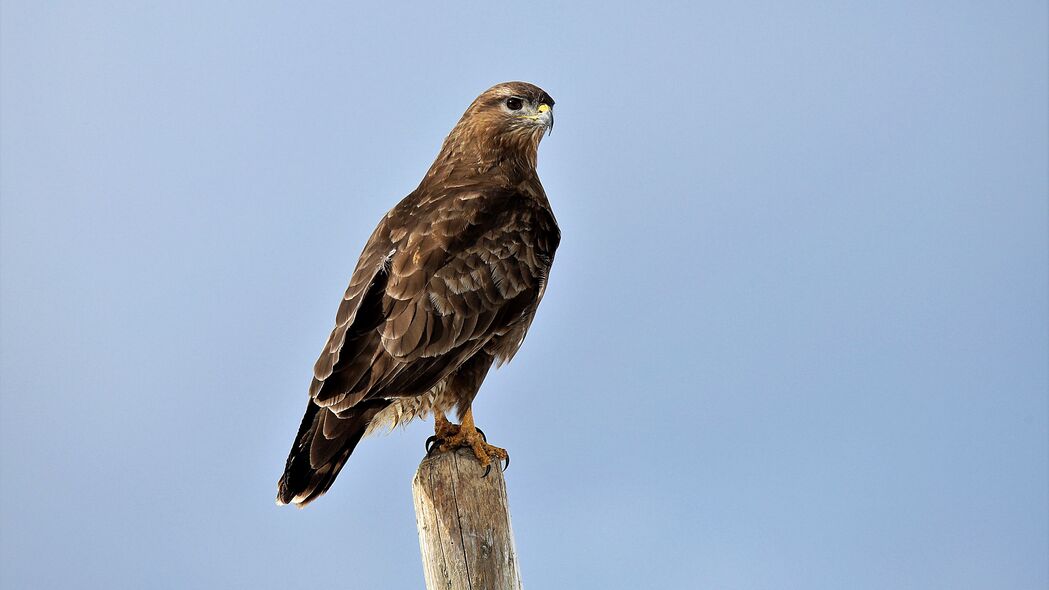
xmin=426 ymin=413 xmax=461 ymax=454
xmin=438 ymin=427 xmax=508 ymax=476
xmin=427 ymin=412 xmax=508 ymax=476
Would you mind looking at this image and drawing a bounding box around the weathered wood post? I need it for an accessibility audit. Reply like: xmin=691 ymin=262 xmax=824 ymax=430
xmin=412 ymin=448 xmax=523 ymax=590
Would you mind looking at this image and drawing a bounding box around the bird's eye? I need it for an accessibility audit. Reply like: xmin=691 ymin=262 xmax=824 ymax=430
xmin=505 ymin=97 xmax=523 ymax=111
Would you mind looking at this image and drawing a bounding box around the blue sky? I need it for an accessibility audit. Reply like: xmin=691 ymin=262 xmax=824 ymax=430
xmin=2 ymin=2 xmax=1046 ymax=588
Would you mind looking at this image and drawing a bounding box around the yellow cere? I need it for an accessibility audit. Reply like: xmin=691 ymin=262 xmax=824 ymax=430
xmin=537 ymin=104 xmax=551 ymax=113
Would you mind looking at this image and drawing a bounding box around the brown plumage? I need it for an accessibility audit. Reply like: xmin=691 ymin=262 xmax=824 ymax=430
xmin=277 ymin=82 xmax=559 ymax=507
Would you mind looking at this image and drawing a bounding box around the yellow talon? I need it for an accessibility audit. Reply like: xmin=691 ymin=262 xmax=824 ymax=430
xmin=432 ymin=409 xmax=507 ymax=468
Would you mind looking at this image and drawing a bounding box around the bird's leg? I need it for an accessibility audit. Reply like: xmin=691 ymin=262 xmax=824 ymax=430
xmin=434 ymin=412 xmax=460 ymax=439
xmin=426 ymin=413 xmax=460 ymax=455
xmin=436 ymin=407 xmax=508 ymax=472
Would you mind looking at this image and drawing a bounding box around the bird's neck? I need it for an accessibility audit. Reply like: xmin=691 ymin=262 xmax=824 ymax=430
xmin=421 ymin=123 xmax=541 ymax=190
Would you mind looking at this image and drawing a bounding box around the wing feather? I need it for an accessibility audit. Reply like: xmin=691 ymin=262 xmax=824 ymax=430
xmin=306 ymin=188 xmax=558 ymax=426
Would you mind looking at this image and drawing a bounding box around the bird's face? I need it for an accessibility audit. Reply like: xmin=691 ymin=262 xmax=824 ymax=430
xmin=500 ymin=91 xmax=554 ymax=136
xmin=464 ymin=82 xmax=555 ymax=143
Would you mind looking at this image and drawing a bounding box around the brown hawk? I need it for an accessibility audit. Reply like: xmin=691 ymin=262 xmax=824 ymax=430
xmin=277 ymin=82 xmax=559 ymax=507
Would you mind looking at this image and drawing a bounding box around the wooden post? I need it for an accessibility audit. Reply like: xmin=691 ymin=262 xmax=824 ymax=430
xmin=412 ymin=448 xmax=523 ymax=590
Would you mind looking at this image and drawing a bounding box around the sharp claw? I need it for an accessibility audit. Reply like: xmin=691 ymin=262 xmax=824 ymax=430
xmin=503 ymin=453 xmax=510 ymax=471
xmin=475 ymin=427 xmax=487 ymax=442
xmin=481 ymin=464 xmax=492 ymax=478
xmin=425 ymin=435 xmax=440 ymax=455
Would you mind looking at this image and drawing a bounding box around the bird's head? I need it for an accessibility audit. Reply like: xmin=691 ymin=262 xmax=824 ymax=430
xmin=432 ymin=82 xmax=555 ymax=179
xmin=463 ymin=81 xmax=555 ymax=140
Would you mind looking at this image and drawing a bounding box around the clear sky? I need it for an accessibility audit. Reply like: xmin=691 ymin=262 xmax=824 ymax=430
xmin=2 ymin=2 xmax=1046 ymax=588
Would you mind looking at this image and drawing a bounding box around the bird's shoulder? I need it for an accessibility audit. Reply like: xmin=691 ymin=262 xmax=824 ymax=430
xmin=380 ymin=182 xmax=556 ymax=254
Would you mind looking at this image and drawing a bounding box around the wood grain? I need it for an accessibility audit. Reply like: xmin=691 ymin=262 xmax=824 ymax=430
xmin=412 ymin=449 xmax=522 ymax=590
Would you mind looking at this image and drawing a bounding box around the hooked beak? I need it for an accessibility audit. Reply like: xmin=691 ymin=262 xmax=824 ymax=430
xmin=520 ymin=103 xmax=554 ymax=135
xmin=537 ymin=103 xmax=554 ymax=135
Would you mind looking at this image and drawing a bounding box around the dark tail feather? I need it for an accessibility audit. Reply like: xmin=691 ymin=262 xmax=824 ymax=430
xmin=276 ymin=399 xmax=388 ymax=507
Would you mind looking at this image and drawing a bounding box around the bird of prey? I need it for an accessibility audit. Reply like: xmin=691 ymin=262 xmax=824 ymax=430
xmin=277 ymin=82 xmax=559 ymax=507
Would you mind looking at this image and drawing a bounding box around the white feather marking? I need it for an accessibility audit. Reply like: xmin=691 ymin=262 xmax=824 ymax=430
xmin=363 ymin=380 xmax=456 ymax=437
